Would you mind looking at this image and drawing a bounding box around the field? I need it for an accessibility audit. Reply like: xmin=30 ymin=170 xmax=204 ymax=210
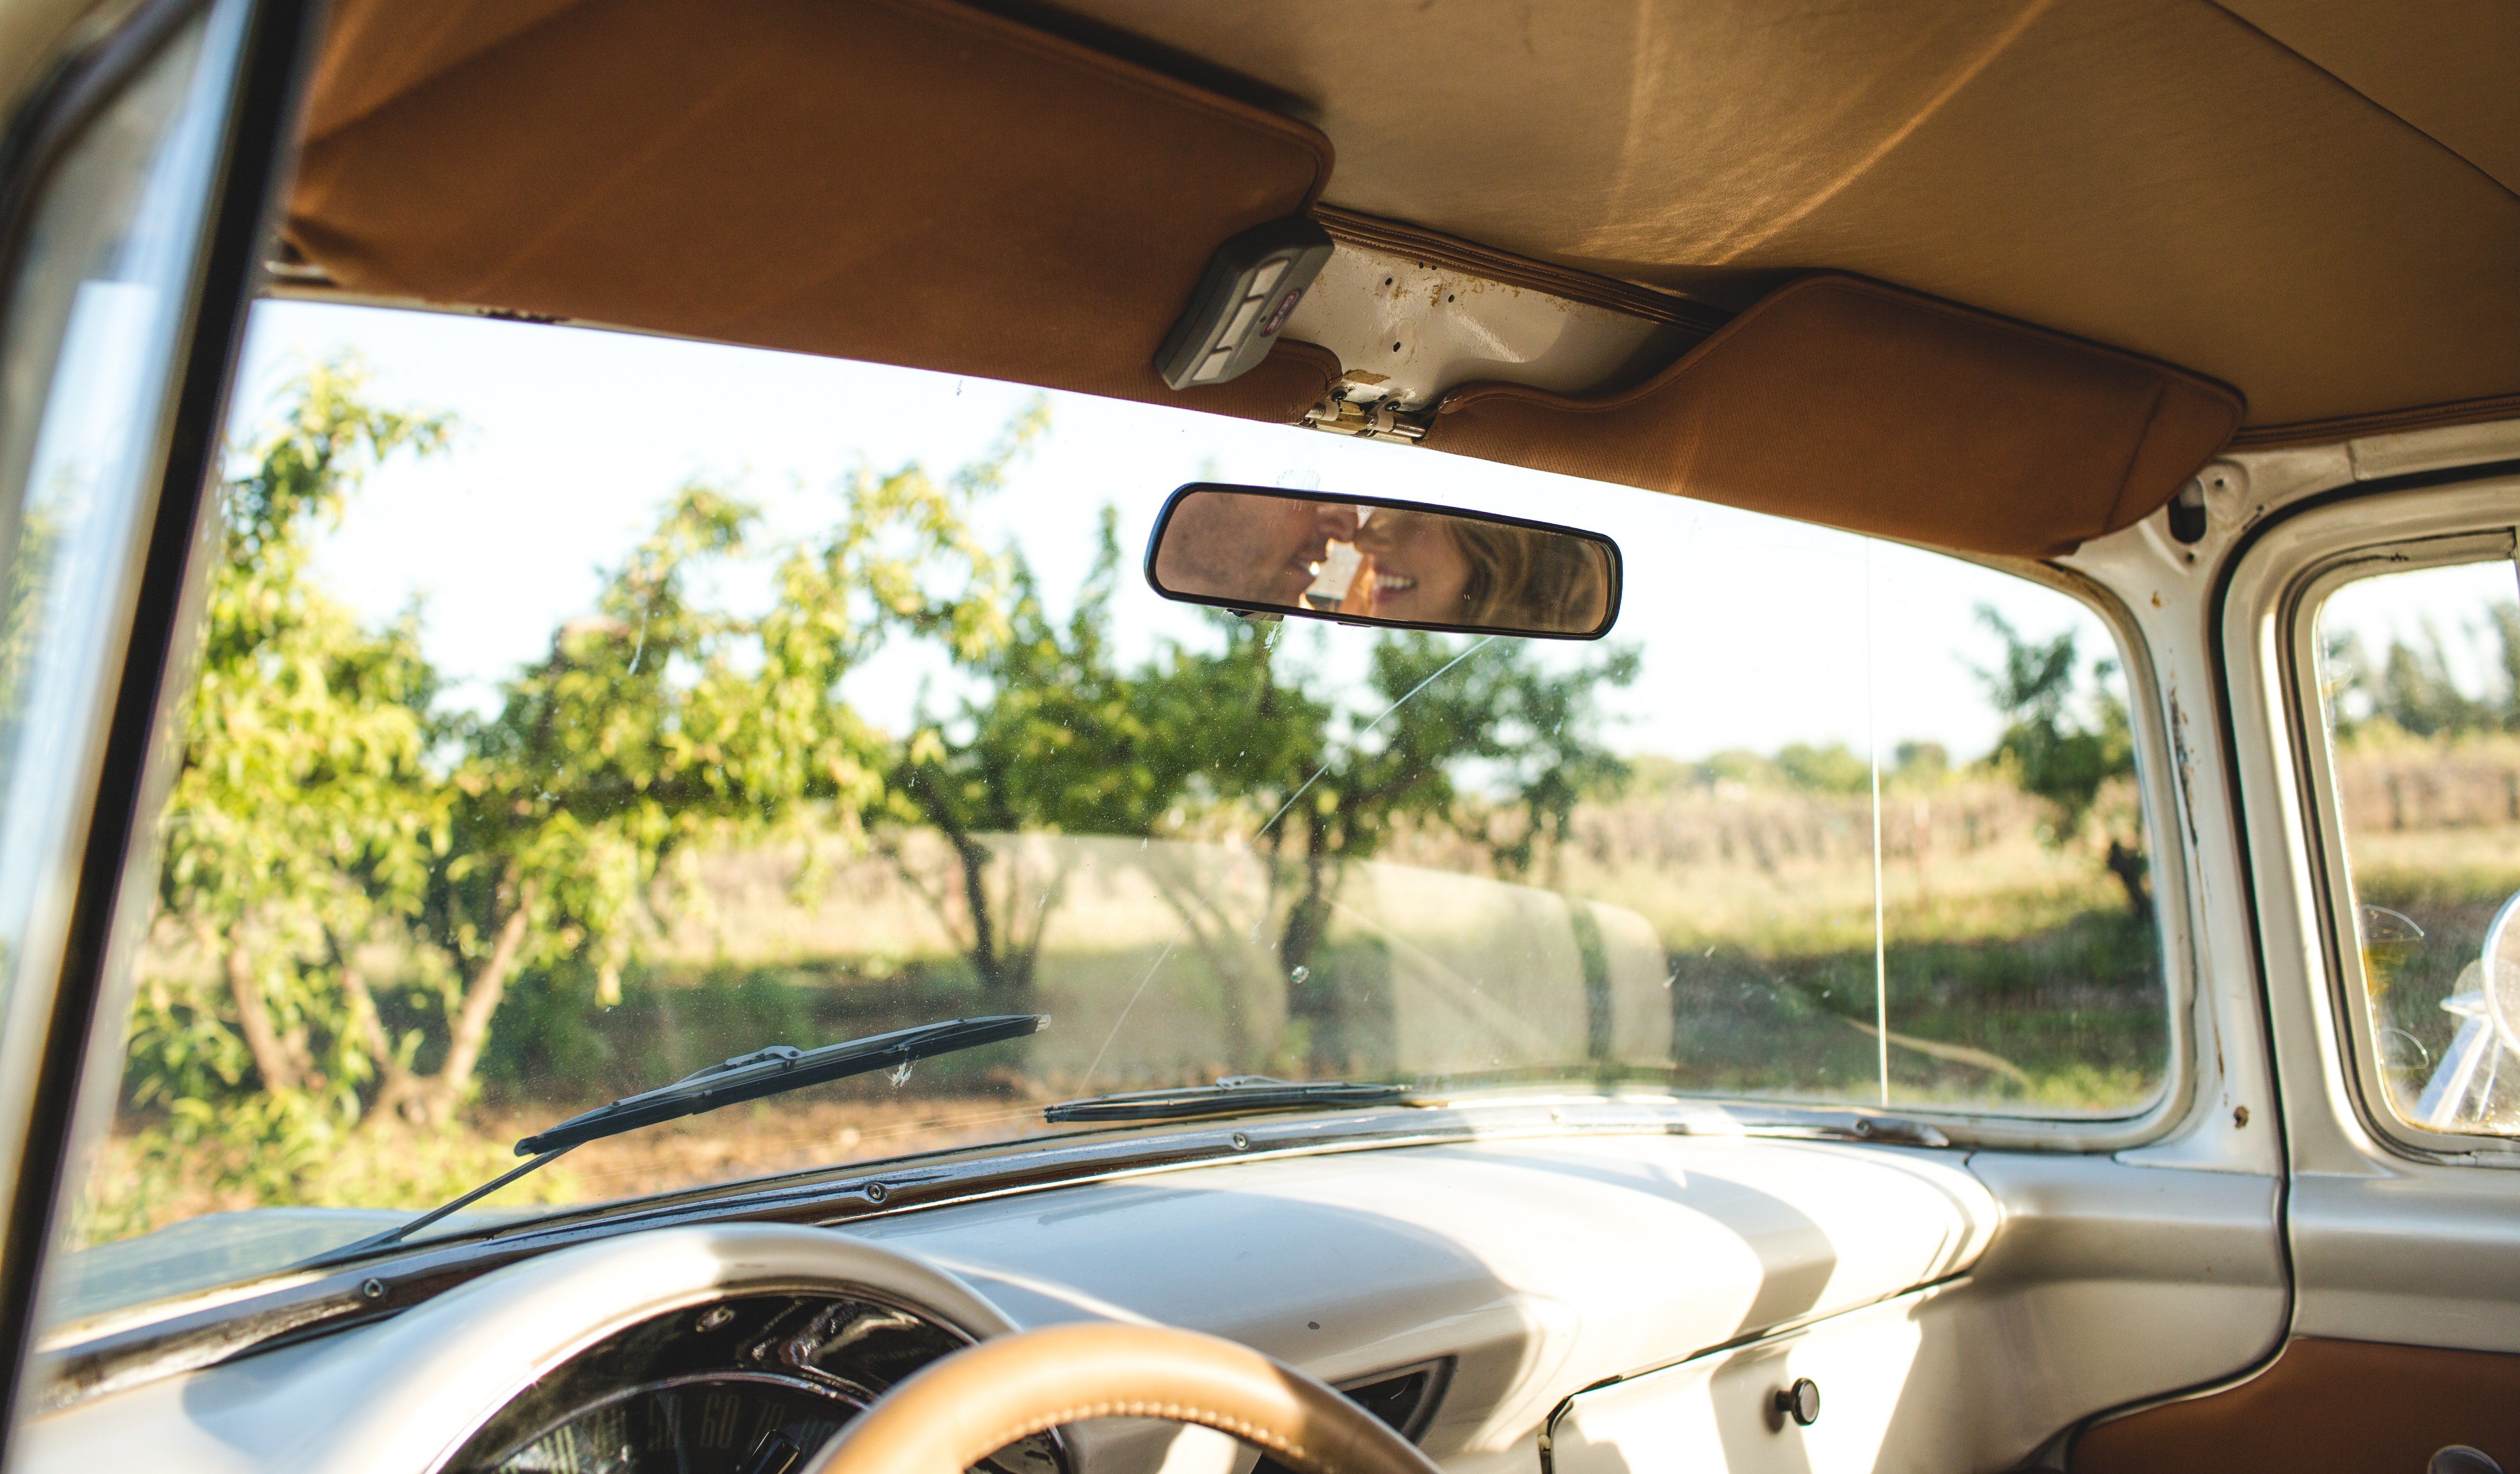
xmin=83 ymin=740 xmax=2520 ymax=1239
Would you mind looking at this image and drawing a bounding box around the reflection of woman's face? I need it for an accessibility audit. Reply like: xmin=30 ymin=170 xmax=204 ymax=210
xmin=1352 ymin=510 xmax=1470 ymax=623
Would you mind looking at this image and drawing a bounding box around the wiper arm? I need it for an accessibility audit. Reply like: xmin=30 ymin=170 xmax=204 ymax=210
xmin=514 ymin=1014 xmax=1046 ymax=1153
xmin=1044 ymin=1075 xmax=1410 ymax=1124
xmin=299 ymin=1013 xmax=1045 ymax=1270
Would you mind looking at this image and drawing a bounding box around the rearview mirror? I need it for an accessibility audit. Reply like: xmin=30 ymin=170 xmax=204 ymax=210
xmin=1144 ymin=484 xmax=1621 ymax=639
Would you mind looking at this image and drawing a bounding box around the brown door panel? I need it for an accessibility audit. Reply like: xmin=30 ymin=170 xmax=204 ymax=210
xmin=2075 ymin=1337 xmax=2520 ymax=1473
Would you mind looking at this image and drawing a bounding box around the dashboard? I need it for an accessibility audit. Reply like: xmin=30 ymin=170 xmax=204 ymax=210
xmin=19 ymin=1128 xmax=2282 ymax=1474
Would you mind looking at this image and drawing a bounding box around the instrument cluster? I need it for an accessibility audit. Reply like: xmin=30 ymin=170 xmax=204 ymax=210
xmin=446 ymin=1291 xmax=1064 ymax=1474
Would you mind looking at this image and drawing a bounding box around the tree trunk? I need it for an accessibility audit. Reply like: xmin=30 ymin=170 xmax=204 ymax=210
xmin=1279 ymin=817 xmax=1341 ymax=1072
xmin=418 ymin=884 xmax=535 ymax=1124
xmin=2106 ymin=840 xmax=2153 ymax=924
xmin=336 ymin=954 xmax=421 ymax=1126
xmin=952 ymin=834 xmax=1021 ymax=1005
xmin=224 ymin=937 xmax=302 ymax=1093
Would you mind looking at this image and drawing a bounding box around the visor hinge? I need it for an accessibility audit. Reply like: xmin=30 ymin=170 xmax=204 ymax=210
xmin=1301 ymin=383 xmax=1432 ymax=444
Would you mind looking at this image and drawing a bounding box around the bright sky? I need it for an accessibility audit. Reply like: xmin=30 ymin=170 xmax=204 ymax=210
xmin=230 ymin=300 xmax=2128 ymax=765
xmin=2321 ymin=560 xmax=2520 ymax=701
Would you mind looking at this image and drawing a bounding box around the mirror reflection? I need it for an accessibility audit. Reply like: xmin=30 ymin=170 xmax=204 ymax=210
xmin=1146 ymin=484 xmax=1619 ymax=638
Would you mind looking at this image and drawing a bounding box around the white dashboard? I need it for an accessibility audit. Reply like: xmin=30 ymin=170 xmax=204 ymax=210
xmin=18 ymin=1129 xmax=2278 ymax=1474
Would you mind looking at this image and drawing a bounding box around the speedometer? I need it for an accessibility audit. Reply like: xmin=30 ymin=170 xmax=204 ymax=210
xmin=446 ymin=1292 xmax=1063 ymax=1474
xmin=488 ymin=1373 xmax=851 ymax=1473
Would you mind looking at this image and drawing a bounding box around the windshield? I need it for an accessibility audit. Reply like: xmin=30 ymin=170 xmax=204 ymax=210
xmin=48 ymin=303 xmax=2167 ymax=1327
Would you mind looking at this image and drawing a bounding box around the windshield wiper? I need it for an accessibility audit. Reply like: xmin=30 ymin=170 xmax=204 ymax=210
xmin=1043 ymin=1075 xmax=1410 ymax=1124
xmin=299 ymin=1014 xmax=1046 ymax=1270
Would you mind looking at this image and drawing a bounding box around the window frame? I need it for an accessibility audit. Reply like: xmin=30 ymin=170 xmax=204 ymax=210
xmin=0 ymin=0 xmax=320 ymax=1447
xmin=2279 ymin=518 xmax=2520 ymax=1164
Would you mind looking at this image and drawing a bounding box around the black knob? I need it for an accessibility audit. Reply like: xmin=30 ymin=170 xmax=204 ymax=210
xmin=1774 ymin=1377 xmax=1820 ymax=1428
xmin=2431 ymin=1448 xmax=2503 ymax=1474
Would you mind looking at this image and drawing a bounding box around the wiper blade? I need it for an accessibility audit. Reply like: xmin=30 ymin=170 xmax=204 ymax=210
xmin=298 ymin=1014 xmax=1044 ymax=1270
xmin=515 ymin=1014 xmax=1046 ymax=1154
xmin=1044 ymin=1075 xmax=1410 ymax=1124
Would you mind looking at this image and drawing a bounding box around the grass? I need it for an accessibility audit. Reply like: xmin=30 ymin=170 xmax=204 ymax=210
xmin=71 ymin=774 xmax=2230 ymax=1243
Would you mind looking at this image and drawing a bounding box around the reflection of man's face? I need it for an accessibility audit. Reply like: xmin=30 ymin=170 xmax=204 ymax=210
xmin=1155 ymin=492 xmax=1359 ymax=606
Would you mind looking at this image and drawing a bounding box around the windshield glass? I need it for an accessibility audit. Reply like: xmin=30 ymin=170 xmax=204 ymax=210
xmin=49 ymin=302 xmax=2168 ymax=1327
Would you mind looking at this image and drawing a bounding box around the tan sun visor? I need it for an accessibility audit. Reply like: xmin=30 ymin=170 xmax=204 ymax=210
xmin=283 ymin=0 xmax=1341 ymax=424
xmin=1423 ymin=274 xmax=2243 ymax=559
xmin=287 ymin=2 xmax=2241 ymax=559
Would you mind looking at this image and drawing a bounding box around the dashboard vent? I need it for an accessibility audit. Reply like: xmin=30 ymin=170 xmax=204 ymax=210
xmin=1254 ymin=1356 xmax=1452 ymax=1474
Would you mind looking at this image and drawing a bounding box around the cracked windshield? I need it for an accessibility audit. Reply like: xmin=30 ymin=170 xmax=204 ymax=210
xmin=57 ymin=302 xmax=2166 ymax=1319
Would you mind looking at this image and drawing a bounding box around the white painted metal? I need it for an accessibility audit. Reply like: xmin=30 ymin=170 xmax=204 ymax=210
xmin=2212 ymin=426 xmax=2520 ymax=1353
xmin=1932 ymin=1153 xmax=2282 ymax=1463
xmin=2060 ymin=465 xmax=2301 ymax=1183
xmin=1549 ymin=1151 xmax=2289 ymax=1474
xmin=19 ymin=1137 xmax=2000 ymax=1474
xmin=1278 ymin=243 xmax=1697 ymax=410
xmin=18 ymin=1225 xmax=1014 ymax=1474
xmin=858 ymin=1134 xmax=1995 ymax=1468
xmin=1549 ymin=1284 xmax=1971 ymax=1474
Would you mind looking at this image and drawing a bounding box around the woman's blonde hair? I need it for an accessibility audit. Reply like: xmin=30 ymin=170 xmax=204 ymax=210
xmin=1449 ymin=520 xmax=1611 ymax=632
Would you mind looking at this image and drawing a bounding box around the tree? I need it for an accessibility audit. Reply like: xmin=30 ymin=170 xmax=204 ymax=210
xmin=877 ymin=508 xmax=1193 ymax=1009
xmin=1144 ymin=624 xmax=1633 ymax=1072
xmin=404 ymin=423 xmax=1019 ymax=1120
xmin=138 ymin=366 xmax=1028 ymax=1156
xmin=141 ymin=362 xmax=451 ymax=1147
xmin=1970 ymin=605 xmax=2147 ymax=919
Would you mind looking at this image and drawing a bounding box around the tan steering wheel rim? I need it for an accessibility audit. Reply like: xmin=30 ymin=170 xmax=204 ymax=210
xmin=805 ymin=1322 xmax=1447 ymax=1474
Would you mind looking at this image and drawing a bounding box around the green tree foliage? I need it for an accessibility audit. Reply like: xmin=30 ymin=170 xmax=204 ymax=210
xmin=140 ymin=363 xmax=452 ymax=1160
xmin=877 ymin=506 xmax=1185 ymax=1008
xmin=132 ymin=364 xmax=1022 ymax=1201
xmin=2324 ymin=603 xmax=2520 ymax=741
xmin=1970 ymin=605 xmax=2147 ymax=917
xmin=1207 ymin=627 xmax=1638 ymax=1071
xmin=126 ymin=358 xmax=1641 ymax=1214
xmin=1774 ymin=741 xmax=1870 ymax=795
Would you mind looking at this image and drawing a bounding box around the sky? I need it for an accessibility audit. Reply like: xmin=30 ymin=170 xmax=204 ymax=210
xmin=2321 ymin=560 xmax=2520 ymax=703
xmin=228 ymin=299 xmax=2138 ymax=767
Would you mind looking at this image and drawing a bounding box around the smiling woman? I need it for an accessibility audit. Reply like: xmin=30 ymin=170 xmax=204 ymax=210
xmin=1144 ymin=485 xmax=1619 ymax=638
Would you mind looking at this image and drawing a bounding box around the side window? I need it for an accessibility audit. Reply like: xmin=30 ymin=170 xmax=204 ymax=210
xmin=2315 ymin=556 xmax=2520 ymax=1138
xmin=1660 ymin=543 xmax=2166 ymax=1118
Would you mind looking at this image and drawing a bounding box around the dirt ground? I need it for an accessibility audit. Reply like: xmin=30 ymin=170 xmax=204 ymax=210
xmin=473 ymin=1093 xmax=1068 ymax=1207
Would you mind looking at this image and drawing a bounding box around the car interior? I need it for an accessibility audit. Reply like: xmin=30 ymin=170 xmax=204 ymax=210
xmin=1 ymin=1 xmax=2518 ymax=1473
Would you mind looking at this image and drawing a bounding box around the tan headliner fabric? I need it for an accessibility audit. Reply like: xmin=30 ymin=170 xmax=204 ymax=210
xmin=2219 ymin=0 xmax=2520 ymax=197
xmin=1044 ymin=0 xmax=2520 ymax=429
xmin=285 ymin=0 xmax=1342 ymax=426
xmin=1426 ymin=275 xmax=2243 ymax=558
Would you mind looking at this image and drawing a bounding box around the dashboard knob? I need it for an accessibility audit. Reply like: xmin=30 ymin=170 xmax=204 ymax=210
xmin=1774 ymin=1377 xmax=1821 ymax=1428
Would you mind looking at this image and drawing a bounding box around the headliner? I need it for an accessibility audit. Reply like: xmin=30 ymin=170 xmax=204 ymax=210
xmin=273 ymin=0 xmax=2517 ymax=554
xmin=1004 ymin=0 xmax=2520 ymax=436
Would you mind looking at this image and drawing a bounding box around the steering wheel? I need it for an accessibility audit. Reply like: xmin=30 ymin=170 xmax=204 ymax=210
xmin=806 ymin=1322 xmax=1446 ymax=1474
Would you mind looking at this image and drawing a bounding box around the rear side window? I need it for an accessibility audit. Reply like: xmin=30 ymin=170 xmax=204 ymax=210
xmin=2315 ymin=556 xmax=2520 ymax=1138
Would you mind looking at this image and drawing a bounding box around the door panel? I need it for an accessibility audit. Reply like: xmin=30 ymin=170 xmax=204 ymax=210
xmin=2075 ymin=1337 xmax=2520 ymax=1474
xmin=2213 ymin=462 xmax=2520 ymax=1470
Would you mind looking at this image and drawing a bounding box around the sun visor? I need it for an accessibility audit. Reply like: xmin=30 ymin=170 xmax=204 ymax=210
xmin=283 ymin=0 xmax=1340 ymax=423
xmin=1423 ymin=275 xmax=2244 ymax=558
